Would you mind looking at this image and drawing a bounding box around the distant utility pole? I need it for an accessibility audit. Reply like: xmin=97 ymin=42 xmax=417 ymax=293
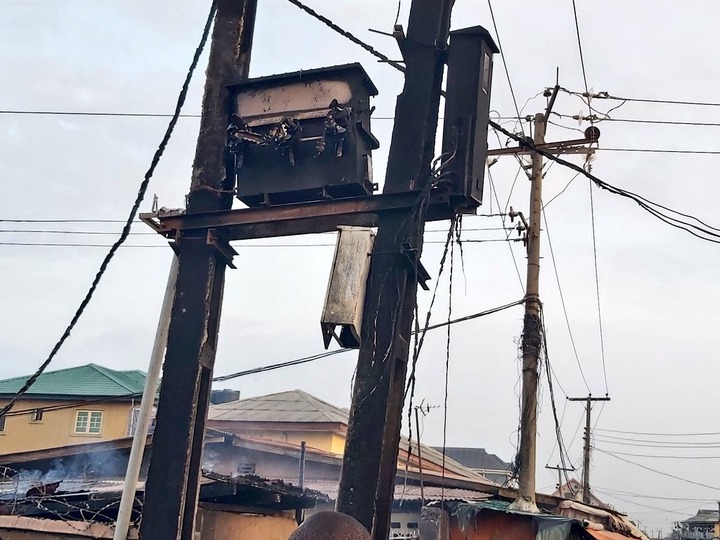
xmin=545 ymin=464 xmax=575 ymax=494
xmin=568 ymin=395 xmax=611 ymax=504
xmin=140 ymin=1 xmax=258 ymax=539
xmin=336 ymin=0 xmax=453 ymax=538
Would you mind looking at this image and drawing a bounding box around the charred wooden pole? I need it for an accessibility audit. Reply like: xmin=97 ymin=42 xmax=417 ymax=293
xmin=139 ymin=2 xmax=257 ymax=539
xmin=336 ymin=1 xmax=453 ymax=538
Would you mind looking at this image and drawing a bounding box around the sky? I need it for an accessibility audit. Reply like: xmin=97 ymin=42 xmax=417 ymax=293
xmin=2 ymin=0 xmax=720 ymax=535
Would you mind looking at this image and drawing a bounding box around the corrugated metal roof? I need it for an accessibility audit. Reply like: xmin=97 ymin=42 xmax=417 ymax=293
xmin=280 ymin=479 xmax=491 ymax=503
xmin=208 ymin=389 xmax=349 ymax=424
xmin=0 ymin=364 xmax=147 ymax=398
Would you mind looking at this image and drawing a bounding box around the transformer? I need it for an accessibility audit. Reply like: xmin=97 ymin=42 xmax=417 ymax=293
xmin=441 ymin=26 xmax=499 ymax=208
xmin=227 ymin=63 xmax=380 ymax=207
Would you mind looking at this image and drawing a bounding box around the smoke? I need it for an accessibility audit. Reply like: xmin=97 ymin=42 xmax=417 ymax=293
xmin=0 ymin=450 xmax=130 ymax=501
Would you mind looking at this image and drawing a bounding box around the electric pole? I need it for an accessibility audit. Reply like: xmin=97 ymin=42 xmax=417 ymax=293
xmin=511 ymin=112 xmax=546 ymax=513
xmin=568 ymin=395 xmax=610 ymax=504
xmin=140 ymin=1 xmax=258 ymax=539
xmin=336 ymin=0 xmax=453 ymax=538
xmin=545 ymin=464 xmax=575 ymax=496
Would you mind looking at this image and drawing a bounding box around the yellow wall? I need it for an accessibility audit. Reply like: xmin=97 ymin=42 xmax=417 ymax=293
xmin=0 ymin=398 xmax=135 ymax=454
xmin=198 ymin=509 xmax=297 ymax=540
xmin=212 ymin=425 xmax=344 ymax=455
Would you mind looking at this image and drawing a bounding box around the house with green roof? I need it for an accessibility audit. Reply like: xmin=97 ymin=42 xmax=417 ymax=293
xmin=0 ymin=363 xmax=148 ymax=454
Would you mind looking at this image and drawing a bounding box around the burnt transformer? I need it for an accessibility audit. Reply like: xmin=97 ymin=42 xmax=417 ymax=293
xmin=227 ymin=64 xmax=380 ymax=207
xmin=441 ymin=26 xmax=499 ymax=208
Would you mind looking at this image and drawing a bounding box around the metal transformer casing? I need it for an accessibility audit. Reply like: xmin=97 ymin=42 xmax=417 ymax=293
xmin=441 ymin=26 xmax=499 ymax=209
xmin=227 ymin=63 xmax=380 ymax=207
xmin=321 ymin=226 xmax=375 ymax=349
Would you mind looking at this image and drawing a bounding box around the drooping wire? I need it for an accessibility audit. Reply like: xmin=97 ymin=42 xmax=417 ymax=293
xmin=0 ymin=0 xmax=218 ymax=418
xmin=486 ymin=0 xmax=525 ymax=135
xmin=570 ymin=0 xmax=591 ymax=115
xmin=489 ymin=120 xmax=720 ymax=244
xmin=540 ymin=308 xmax=575 ymax=487
xmin=541 ymin=206 xmax=591 ymax=392
xmin=441 ymin=219 xmax=458 ymax=502
xmin=487 ymin=168 xmax=525 ymax=292
xmin=588 ymin=176 xmax=610 ymax=394
xmin=596 ymin=449 xmax=720 ymax=492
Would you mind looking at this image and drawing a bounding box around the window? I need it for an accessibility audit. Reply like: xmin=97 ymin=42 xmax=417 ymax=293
xmin=0 ymin=415 xmax=6 ymax=432
xmin=390 ymin=523 xmax=401 ymax=529
xmin=31 ymin=409 xmax=44 ymax=422
xmin=75 ymin=411 xmax=103 ymax=434
xmin=407 ymin=523 xmax=419 ymax=529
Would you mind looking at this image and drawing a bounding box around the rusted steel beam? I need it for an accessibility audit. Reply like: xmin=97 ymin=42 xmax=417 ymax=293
xmin=139 ymin=1 xmax=257 ymax=539
xmin=140 ymin=190 xmax=457 ymax=241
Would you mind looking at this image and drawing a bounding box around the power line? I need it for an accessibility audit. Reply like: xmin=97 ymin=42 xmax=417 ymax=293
xmin=586 ymin=92 xmax=720 ymax=108
xmin=0 ymin=238 xmax=518 ymax=249
xmin=486 ymin=0 xmax=525 ymax=133
xmin=594 ymin=438 xmax=720 ymax=449
xmin=489 ymin=119 xmax=720 ymax=245
xmin=213 ymin=299 xmax=525 ymax=383
xmin=0 ymin=0 xmax=218 ymax=418
xmin=595 ymin=432 xmax=720 ymax=444
xmin=541 ymin=206 xmax=591 ymax=393
xmin=212 ymin=349 xmax=351 ymax=382
xmin=285 ymin=0 xmax=406 ymax=73
xmin=0 ymin=227 xmax=512 ymax=235
xmin=596 ymin=428 xmax=720 ymax=437
xmin=592 ymin=487 xmax=719 ymax=502
xmin=597 ymin=147 xmax=720 ymax=155
xmin=596 ymin=448 xmax=720 ymax=492
xmin=0 ymin=110 xmax=200 ymax=118
xmin=487 ymin=167 xmax=525 ymax=293
xmin=570 ymin=0 xmax=590 ymax=108
xmin=588 ymin=179 xmax=609 ymax=394
xmin=596 ymin=448 xmax=720 ymax=460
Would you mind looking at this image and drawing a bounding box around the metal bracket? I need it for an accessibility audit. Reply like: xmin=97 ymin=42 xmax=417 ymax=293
xmin=401 ymin=242 xmax=431 ymax=291
xmin=207 ymin=229 xmax=238 ymax=269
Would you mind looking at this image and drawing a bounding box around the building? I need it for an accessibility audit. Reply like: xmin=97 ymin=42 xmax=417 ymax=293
xmin=437 ymin=447 xmax=512 ymax=485
xmin=676 ymin=510 xmax=719 ymax=540
xmin=207 ymin=389 xmax=349 ymax=454
xmin=0 ymin=364 xmax=149 ymax=453
xmin=552 ymin=478 xmax=608 ymax=508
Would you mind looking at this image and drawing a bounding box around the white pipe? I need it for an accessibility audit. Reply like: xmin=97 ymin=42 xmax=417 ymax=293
xmin=114 ymin=255 xmax=179 ymax=540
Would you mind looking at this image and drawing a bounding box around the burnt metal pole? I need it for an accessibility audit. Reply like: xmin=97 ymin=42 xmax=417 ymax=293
xmin=336 ymin=1 xmax=453 ymax=538
xmin=139 ymin=2 xmax=257 ymax=539
xmin=569 ymin=395 xmax=610 ymax=504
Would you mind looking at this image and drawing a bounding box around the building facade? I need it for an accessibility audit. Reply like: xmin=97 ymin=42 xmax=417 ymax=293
xmin=0 ymin=364 xmax=148 ymax=453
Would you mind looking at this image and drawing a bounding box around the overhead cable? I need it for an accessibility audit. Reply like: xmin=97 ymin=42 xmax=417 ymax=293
xmin=0 ymin=0 xmax=218 ymax=418
xmin=596 ymin=448 xmax=720 ymax=492
xmin=489 ymin=119 xmax=720 ymax=245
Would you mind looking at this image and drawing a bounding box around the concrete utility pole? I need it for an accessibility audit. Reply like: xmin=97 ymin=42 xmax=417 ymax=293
xmin=568 ymin=395 xmax=611 ymax=504
xmin=511 ymin=112 xmax=546 ymax=513
xmin=140 ymin=1 xmax=258 ymax=539
xmin=336 ymin=1 xmax=453 ymax=538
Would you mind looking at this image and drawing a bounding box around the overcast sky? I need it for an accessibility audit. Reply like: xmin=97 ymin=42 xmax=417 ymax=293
xmin=2 ymin=0 xmax=720 ymax=534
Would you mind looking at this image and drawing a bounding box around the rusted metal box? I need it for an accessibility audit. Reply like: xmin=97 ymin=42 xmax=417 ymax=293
xmin=227 ymin=64 xmax=380 ymax=207
xmin=441 ymin=26 xmax=499 ymax=208
xmin=321 ymin=226 xmax=375 ymax=349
